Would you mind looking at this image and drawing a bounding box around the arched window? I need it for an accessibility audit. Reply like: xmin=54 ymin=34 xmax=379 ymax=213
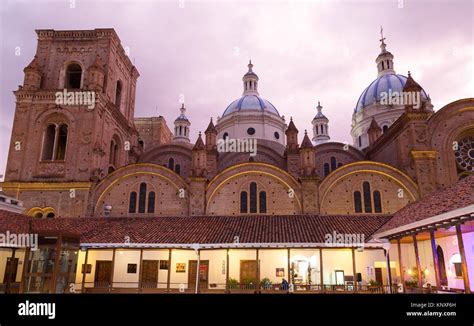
xmin=259 ymin=191 xmax=267 ymax=213
xmin=168 ymin=158 xmax=174 ymax=170
xmin=42 ymin=124 xmax=56 ymax=160
xmin=41 ymin=123 xmax=68 ymax=161
xmin=373 ymin=190 xmax=382 ymax=213
xmin=321 ymin=125 xmax=324 ymax=134
xmin=129 ymin=191 xmax=137 ymax=213
xmin=147 ymin=191 xmax=156 ymax=213
xmin=56 ymin=124 xmax=68 ymax=160
xmin=65 ymin=63 xmax=82 ymax=89
xmin=175 ymin=164 xmax=181 ymax=175
xmin=316 ymin=125 xmax=319 ymax=135
xmin=363 ymin=181 xmax=372 ymax=213
xmin=324 ymin=163 xmax=330 ymax=177
xmin=249 ymin=182 xmax=257 ymax=213
xmin=382 ymin=125 xmax=388 ymax=133
xmin=330 ymin=157 xmax=337 ymax=171
xmin=46 ymin=212 xmax=55 ymax=218
xmin=109 ymin=139 xmax=118 ymax=166
xmin=138 ymin=183 xmax=147 ymax=214
xmin=240 ymin=191 xmax=248 ymax=213
xmin=358 ymin=136 xmax=362 ymax=147
xmin=354 ymin=191 xmax=362 ymax=213
xmin=115 ymin=81 xmax=122 ymax=110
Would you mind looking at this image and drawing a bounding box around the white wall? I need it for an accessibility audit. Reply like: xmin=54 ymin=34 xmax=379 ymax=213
xmin=259 ymin=249 xmax=288 ymax=284
xmin=321 ymin=249 xmax=353 ymax=285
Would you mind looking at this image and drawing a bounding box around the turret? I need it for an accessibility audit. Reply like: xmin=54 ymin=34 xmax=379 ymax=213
xmin=311 ymin=101 xmax=330 ymax=145
xmin=204 ymin=118 xmax=217 ymax=150
xmin=367 ymin=118 xmax=382 ymax=146
xmin=299 ymin=130 xmax=317 ymax=177
xmin=173 ymin=103 xmax=191 ymax=142
xmin=191 ymin=132 xmax=207 ymax=177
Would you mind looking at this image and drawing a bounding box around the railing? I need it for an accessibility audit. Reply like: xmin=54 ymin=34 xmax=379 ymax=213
xmin=75 ymin=282 xmax=404 ymax=294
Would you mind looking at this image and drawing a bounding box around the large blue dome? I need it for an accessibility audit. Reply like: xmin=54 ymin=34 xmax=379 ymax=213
xmin=355 ymin=73 xmax=428 ymax=113
xmin=222 ymin=95 xmax=280 ymax=117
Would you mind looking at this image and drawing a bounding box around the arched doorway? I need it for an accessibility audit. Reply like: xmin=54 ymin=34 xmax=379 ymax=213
xmin=437 ymin=245 xmax=448 ymax=286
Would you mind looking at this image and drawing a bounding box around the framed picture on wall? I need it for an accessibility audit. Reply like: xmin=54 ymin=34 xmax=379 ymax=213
xmin=176 ymin=263 xmax=186 ymax=273
xmin=276 ymin=268 xmax=285 ymax=277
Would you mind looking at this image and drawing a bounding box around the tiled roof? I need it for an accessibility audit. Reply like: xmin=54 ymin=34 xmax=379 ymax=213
xmin=0 ymin=213 xmax=391 ymax=245
xmin=377 ymin=175 xmax=474 ymax=233
xmin=0 ymin=210 xmax=30 ymax=234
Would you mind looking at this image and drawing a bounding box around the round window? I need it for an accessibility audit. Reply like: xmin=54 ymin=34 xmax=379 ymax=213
xmin=274 ymin=132 xmax=280 ymax=139
xmin=247 ymin=127 xmax=255 ymax=135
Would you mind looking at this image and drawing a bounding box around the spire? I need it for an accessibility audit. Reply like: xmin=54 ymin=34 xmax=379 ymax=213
xmin=286 ymin=117 xmax=299 ymax=133
xmin=403 ymin=71 xmax=423 ymax=93
xmin=301 ymin=130 xmax=313 ymax=149
xmin=242 ymin=60 xmax=259 ymax=96
xmin=193 ymin=132 xmax=206 ymax=150
xmin=205 ymin=118 xmax=217 ymax=134
xmin=368 ymin=118 xmax=382 ymax=146
xmin=375 ymin=27 xmax=395 ymax=76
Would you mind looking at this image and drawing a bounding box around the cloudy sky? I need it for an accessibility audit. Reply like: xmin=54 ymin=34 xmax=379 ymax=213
xmin=0 ymin=0 xmax=472 ymax=180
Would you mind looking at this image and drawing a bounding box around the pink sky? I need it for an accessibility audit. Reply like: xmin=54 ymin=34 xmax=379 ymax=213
xmin=0 ymin=0 xmax=473 ymax=180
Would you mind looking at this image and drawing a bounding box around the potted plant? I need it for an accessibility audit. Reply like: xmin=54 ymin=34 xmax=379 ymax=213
xmin=260 ymin=277 xmax=272 ymax=290
xmin=227 ymin=277 xmax=238 ymax=290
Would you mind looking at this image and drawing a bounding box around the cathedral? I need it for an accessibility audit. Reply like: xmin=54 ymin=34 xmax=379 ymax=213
xmin=0 ymin=29 xmax=472 ymax=295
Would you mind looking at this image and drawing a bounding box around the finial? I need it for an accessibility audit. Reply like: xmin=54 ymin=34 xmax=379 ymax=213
xmin=380 ymin=26 xmax=386 ymax=44
xmin=304 ymin=129 xmax=307 ymax=135
xmin=379 ymin=26 xmax=387 ymax=52
xmin=210 ymin=117 xmax=213 ymax=123
xmin=199 ymin=131 xmax=202 ymax=136
xmin=408 ymin=70 xmax=411 ymax=77
xmin=248 ymin=59 xmax=253 ymax=72
xmin=290 ymin=117 xmax=293 ymax=121
xmin=180 ymin=102 xmax=186 ymax=115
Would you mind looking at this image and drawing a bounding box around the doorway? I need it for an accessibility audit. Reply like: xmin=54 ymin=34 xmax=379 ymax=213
xmin=437 ymin=245 xmax=448 ymax=286
xmin=3 ymin=257 xmax=18 ymax=284
xmin=188 ymin=260 xmax=209 ymax=291
xmin=141 ymin=260 xmax=159 ymax=288
xmin=375 ymin=267 xmax=383 ymax=284
xmin=94 ymin=260 xmax=113 ymax=288
xmin=240 ymin=260 xmax=257 ymax=288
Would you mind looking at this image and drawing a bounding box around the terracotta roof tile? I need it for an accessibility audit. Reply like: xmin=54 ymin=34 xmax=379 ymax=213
xmin=377 ymin=175 xmax=474 ymax=233
xmin=0 ymin=213 xmax=392 ymax=245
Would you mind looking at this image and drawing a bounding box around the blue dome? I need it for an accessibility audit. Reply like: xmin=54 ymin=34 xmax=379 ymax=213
xmin=355 ymin=74 xmax=428 ymax=113
xmin=222 ymin=95 xmax=280 ymax=117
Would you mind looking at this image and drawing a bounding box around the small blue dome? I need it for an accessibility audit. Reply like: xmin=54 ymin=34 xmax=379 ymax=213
xmin=355 ymin=74 xmax=428 ymax=113
xmin=222 ymin=95 xmax=280 ymax=117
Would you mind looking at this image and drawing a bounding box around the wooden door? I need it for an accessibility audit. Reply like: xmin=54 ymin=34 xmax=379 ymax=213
xmin=94 ymin=261 xmax=112 ymax=287
xmin=375 ymin=267 xmax=383 ymax=284
xmin=240 ymin=260 xmax=257 ymax=286
xmin=188 ymin=260 xmax=209 ymax=291
xmin=141 ymin=260 xmax=158 ymax=288
xmin=3 ymin=257 xmax=19 ymax=283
